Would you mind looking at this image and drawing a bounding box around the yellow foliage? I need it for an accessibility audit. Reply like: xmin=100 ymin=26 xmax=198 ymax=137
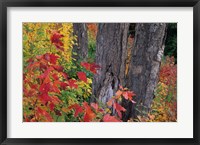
xmin=76 ymin=80 xmax=92 ymax=99
xmin=23 ymin=23 xmax=76 ymax=64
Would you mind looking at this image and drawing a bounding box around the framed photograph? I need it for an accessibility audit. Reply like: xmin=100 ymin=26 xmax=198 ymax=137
xmin=0 ymin=0 xmax=199 ymax=145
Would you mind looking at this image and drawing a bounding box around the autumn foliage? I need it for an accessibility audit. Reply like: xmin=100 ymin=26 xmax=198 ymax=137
xmin=23 ymin=23 xmax=136 ymax=122
xmin=135 ymin=56 xmax=177 ymax=122
xmin=23 ymin=23 xmax=177 ymax=122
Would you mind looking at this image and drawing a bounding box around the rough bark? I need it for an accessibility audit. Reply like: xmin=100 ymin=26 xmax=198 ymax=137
xmin=92 ymin=23 xmax=130 ymax=105
xmin=124 ymin=23 xmax=167 ymax=120
xmin=73 ymin=23 xmax=88 ymax=61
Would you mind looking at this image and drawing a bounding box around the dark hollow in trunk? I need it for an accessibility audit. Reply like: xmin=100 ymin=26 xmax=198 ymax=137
xmin=92 ymin=23 xmax=130 ymax=105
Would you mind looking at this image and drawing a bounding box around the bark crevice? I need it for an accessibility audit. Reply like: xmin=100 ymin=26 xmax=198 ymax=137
xmin=92 ymin=23 xmax=130 ymax=105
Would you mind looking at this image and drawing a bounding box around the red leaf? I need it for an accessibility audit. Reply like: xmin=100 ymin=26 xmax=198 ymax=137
xmin=39 ymin=93 xmax=52 ymax=104
xmin=25 ymin=118 xmax=30 ymax=122
xmin=61 ymin=72 xmax=68 ymax=80
xmin=113 ymin=103 xmax=126 ymax=119
xmin=36 ymin=55 xmax=44 ymax=60
xmin=80 ymin=62 xmax=100 ymax=74
xmin=52 ymin=73 xmax=59 ymax=80
xmin=60 ymin=82 xmax=68 ymax=90
xmin=54 ymin=44 xmax=64 ymax=51
xmin=52 ymin=80 xmax=61 ymax=93
xmin=67 ymin=79 xmax=78 ymax=89
xmin=44 ymin=53 xmax=59 ymax=64
xmin=36 ymin=107 xmax=53 ymax=122
xmin=27 ymin=58 xmax=34 ymax=63
xmin=68 ymin=104 xmax=83 ymax=117
xmin=43 ymin=75 xmax=51 ymax=84
xmin=83 ymin=113 xmax=91 ymax=122
xmin=77 ymin=72 xmax=87 ymax=83
xmin=27 ymin=62 xmax=40 ymax=70
xmin=26 ymin=89 xmax=35 ymax=96
xmin=90 ymin=103 xmax=98 ymax=110
xmin=53 ymin=65 xmax=64 ymax=72
xmin=50 ymin=31 xmax=63 ymax=43
xmin=44 ymin=53 xmax=50 ymax=61
xmin=83 ymin=102 xmax=96 ymax=122
xmin=50 ymin=54 xmax=59 ymax=64
xmin=49 ymin=103 xmax=55 ymax=111
xmin=90 ymin=63 xmax=100 ymax=74
xmin=40 ymin=62 xmax=48 ymax=70
xmin=75 ymin=107 xmax=83 ymax=117
xmin=50 ymin=31 xmax=64 ymax=51
xmin=38 ymin=67 xmax=54 ymax=81
xmin=81 ymin=62 xmax=90 ymax=70
xmin=39 ymin=83 xmax=51 ymax=94
xmin=103 ymin=114 xmax=121 ymax=122
xmin=122 ymin=91 xmax=136 ymax=103
xmin=30 ymin=84 xmax=38 ymax=90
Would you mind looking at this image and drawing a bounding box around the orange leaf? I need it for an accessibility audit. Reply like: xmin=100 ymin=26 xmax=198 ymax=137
xmin=122 ymin=91 xmax=136 ymax=103
xmin=115 ymin=90 xmax=123 ymax=99
xmin=107 ymin=98 xmax=114 ymax=107
xmin=83 ymin=102 xmax=96 ymax=122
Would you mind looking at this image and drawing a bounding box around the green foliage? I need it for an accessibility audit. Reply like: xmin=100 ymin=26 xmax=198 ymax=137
xmin=164 ymin=23 xmax=177 ymax=63
xmin=87 ymin=24 xmax=97 ymax=62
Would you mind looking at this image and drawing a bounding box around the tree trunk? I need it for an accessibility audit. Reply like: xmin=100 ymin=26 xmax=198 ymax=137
xmin=73 ymin=23 xmax=88 ymax=61
xmin=92 ymin=23 xmax=130 ymax=104
xmin=124 ymin=23 xmax=167 ymax=120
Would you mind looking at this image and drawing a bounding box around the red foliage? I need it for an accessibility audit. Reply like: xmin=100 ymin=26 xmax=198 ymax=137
xmin=23 ymin=52 xmax=71 ymax=122
xmin=36 ymin=107 xmax=53 ymax=122
xmin=68 ymin=102 xmax=96 ymax=122
xmin=77 ymin=72 xmax=87 ymax=83
xmin=113 ymin=103 xmax=126 ymax=119
xmin=90 ymin=103 xmax=99 ymax=111
xmin=81 ymin=62 xmax=100 ymax=74
xmin=49 ymin=103 xmax=55 ymax=111
xmin=67 ymin=79 xmax=78 ymax=89
xmin=44 ymin=53 xmax=59 ymax=64
xmin=159 ymin=57 xmax=177 ymax=86
xmin=68 ymin=104 xmax=83 ymax=117
xmin=50 ymin=31 xmax=64 ymax=51
xmin=122 ymin=91 xmax=136 ymax=103
xmin=83 ymin=102 xmax=96 ymax=122
xmin=103 ymin=114 xmax=121 ymax=122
